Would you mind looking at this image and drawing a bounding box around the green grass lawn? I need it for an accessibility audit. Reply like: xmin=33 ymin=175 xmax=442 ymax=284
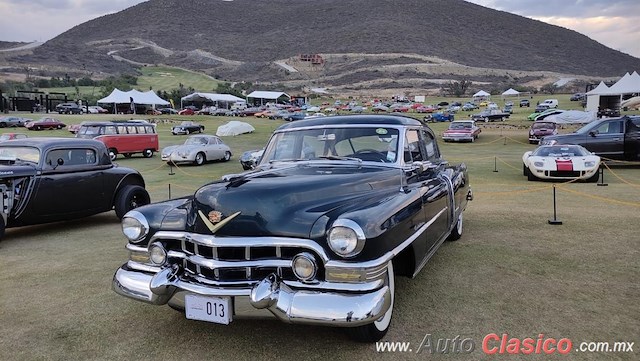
xmin=37 ymin=66 xmax=222 ymax=100
xmin=0 ymin=112 xmax=638 ymax=360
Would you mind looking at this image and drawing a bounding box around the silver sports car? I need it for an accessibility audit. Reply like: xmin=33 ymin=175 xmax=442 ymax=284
xmin=162 ymin=135 xmax=232 ymax=166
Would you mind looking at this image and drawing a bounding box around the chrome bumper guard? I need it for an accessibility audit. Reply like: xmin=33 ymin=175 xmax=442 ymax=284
xmin=113 ymin=263 xmax=391 ymax=327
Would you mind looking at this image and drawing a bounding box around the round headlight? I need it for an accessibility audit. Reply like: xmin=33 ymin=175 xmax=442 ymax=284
xmin=121 ymin=211 xmax=149 ymax=243
xmin=292 ymin=253 xmax=317 ymax=281
xmin=327 ymin=219 xmax=366 ymax=258
xmin=149 ymin=244 xmax=167 ymax=265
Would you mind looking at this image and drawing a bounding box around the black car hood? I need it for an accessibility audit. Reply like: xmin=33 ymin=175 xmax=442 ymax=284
xmin=192 ymin=163 xmax=402 ymax=238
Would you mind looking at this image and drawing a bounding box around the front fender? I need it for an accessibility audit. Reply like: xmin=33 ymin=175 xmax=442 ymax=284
xmin=127 ymin=197 xmax=192 ymax=246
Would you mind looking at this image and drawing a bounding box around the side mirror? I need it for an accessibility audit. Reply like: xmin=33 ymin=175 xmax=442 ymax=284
xmin=412 ymin=161 xmax=438 ymax=173
xmin=589 ymin=131 xmax=597 ymax=137
xmin=57 ymin=158 xmax=64 ymax=166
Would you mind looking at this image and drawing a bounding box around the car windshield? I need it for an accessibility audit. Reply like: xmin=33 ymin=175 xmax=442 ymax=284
xmin=450 ymin=122 xmax=472 ymax=129
xmin=185 ymin=137 xmax=208 ymax=145
xmin=532 ymin=122 xmax=554 ymax=129
xmin=533 ymin=146 xmax=588 ymax=157
xmin=0 ymin=146 xmax=40 ymax=163
xmin=261 ymin=127 xmax=400 ymax=164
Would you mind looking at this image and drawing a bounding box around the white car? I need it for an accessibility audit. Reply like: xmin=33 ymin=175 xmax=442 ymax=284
xmin=162 ymin=135 xmax=232 ymax=166
xmin=522 ymin=145 xmax=600 ymax=182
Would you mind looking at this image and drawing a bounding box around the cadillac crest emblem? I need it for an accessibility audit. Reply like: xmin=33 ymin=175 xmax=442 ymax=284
xmin=208 ymin=211 xmax=223 ymax=224
xmin=198 ymin=210 xmax=241 ymax=234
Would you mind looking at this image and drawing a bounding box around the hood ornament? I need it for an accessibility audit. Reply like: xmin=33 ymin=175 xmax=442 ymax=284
xmin=198 ymin=210 xmax=241 ymax=234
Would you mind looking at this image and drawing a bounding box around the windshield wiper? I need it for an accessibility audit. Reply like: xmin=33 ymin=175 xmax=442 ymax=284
xmin=269 ymin=158 xmax=307 ymax=163
xmin=316 ymin=155 xmax=362 ymax=162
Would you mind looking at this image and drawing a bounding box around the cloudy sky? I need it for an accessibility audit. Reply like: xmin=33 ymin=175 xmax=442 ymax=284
xmin=1 ymin=0 xmax=639 ymax=58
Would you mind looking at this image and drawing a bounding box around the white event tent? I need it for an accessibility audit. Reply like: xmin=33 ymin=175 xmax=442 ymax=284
xmin=501 ymin=88 xmax=520 ymax=98
xmin=97 ymin=88 xmax=169 ymax=113
xmin=585 ymin=71 xmax=640 ymax=112
xmin=472 ymin=90 xmax=490 ymax=102
xmin=246 ymin=91 xmax=291 ymax=105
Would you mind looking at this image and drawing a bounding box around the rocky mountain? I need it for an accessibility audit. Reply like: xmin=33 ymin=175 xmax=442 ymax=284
xmin=5 ymin=0 xmax=640 ymax=95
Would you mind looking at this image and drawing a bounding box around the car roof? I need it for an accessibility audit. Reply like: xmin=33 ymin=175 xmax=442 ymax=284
xmin=276 ymin=114 xmax=424 ymax=131
xmin=0 ymin=137 xmax=107 ymax=150
xmin=80 ymin=120 xmax=152 ymax=126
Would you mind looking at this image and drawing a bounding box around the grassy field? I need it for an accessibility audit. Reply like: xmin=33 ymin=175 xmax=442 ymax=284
xmin=0 ymin=110 xmax=638 ymax=360
xmin=37 ymin=66 xmax=222 ymax=99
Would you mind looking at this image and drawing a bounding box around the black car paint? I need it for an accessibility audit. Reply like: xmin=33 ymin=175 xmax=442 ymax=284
xmin=128 ymin=115 xmax=470 ymax=268
xmin=0 ymin=137 xmax=148 ymax=230
xmin=542 ymin=116 xmax=640 ymax=160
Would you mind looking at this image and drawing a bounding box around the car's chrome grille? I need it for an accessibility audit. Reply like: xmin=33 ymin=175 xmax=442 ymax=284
xmin=151 ymin=231 xmax=325 ymax=285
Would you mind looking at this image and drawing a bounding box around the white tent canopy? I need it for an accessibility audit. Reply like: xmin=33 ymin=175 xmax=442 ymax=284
xmin=472 ymin=90 xmax=490 ymax=102
xmin=246 ymin=91 xmax=291 ymax=105
xmin=600 ymin=71 xmax=640 ymax=95
xmin=216 ymin=121 xmax=255 ymax=136
xmin=585 ymin=71 xmax=640 ymax=111
xmin=97 ymin=88 xmax=169 ymax=106
xmin=501 ymin=88 xmax=520 ymax=96
xmin=586 ymin=81 xmax=610 ymax=95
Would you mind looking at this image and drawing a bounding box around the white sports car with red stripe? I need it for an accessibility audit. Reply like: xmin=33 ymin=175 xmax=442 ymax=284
xmin=522 ymin=145 xmax=600 ymax=182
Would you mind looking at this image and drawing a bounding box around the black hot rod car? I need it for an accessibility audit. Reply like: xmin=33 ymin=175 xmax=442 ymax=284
xmin=112 ymin=115 xmax=472 ymax=342
xmin=0 ymin=137 xmax=150 ymax=239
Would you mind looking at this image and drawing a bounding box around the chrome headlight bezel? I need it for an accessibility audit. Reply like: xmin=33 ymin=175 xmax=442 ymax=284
xmin=291 ymin=252 xmax=318 ymax=282
xmin=121 ymin=211 xmax=149 ymax=243
xmin=327 ymin=219 xmax=366 ymax=258
xmin=148 ymin=243 xmax=167 ymax=266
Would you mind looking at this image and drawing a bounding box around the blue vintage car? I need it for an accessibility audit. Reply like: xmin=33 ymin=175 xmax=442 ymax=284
xmin=424 ymin=111 xmax=455 ymax=122
xmin=112 ymin=115 xmax=472 ymax=342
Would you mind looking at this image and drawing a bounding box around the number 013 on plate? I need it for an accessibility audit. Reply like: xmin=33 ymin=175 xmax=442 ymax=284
xmin=184 ymin=294 xmax=232 ymax=325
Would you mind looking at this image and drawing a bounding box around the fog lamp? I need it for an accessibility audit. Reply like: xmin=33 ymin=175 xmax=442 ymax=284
xmin=292 ymin=253 xmax=317 ymax=281
xmin=149 ymin=244 xmax=167 ymax=266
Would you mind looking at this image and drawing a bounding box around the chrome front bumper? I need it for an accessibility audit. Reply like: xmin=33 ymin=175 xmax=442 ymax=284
xmin=113 ymin=263 xmax=391 ymax=327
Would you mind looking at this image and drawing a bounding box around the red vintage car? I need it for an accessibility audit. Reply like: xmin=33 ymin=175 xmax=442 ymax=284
xmin=25 ymin=117 xmax=66 ymax=131
xmin=442 ymin=120 xmax=481 ymax=142
xmin=416 ymin=105 xmax=437 ymax=113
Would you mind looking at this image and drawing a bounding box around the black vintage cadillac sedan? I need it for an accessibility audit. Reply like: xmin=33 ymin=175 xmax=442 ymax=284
xmin=0 ymin=137 xmax=150 ymax=239
xmin=113 ymin=115 xmax=472 ymax=342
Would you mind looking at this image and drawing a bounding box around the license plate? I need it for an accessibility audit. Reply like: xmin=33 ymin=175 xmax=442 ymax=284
xmin=184 ymin=295 xmax=232 ymax=325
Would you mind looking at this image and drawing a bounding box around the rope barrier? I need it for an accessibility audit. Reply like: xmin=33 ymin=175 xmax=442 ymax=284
xmin=602 ymin=162 xmax=640 ymax=188
xmin=134 ymin=163 xmax=167 ymax=174
xmin=496 ymin=156 xmax=522 ymax=171
xmin=556 ymin=185 xmax=640 ymax=208
xmin=504 ymin=136 xmax=532 ymax=145
xmin=600 ymin=156 xmax=640 ymax=165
